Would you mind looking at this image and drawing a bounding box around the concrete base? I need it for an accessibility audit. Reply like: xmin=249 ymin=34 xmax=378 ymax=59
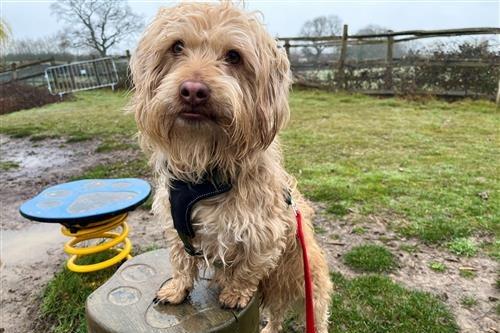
xmin=86 ymin=249 xmax=260 ymax=333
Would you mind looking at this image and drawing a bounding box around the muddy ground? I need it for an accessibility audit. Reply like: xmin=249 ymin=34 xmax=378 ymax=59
xmin=0 ymin=135 xmax=498 ymax=333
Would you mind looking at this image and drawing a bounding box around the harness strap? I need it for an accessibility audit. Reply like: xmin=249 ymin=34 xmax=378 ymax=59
xmin=169 ymin=177 xmax=232 ymax=257
xmin=177 ymin=232 xmax=203 ymax=257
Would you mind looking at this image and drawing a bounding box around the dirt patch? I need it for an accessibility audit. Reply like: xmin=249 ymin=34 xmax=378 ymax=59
xmin=0 ymin=135 xmax=159 ymax=333
xmin=1 ymin=135 xmax=498 ymax=333
xmin=313 ymin=206 xmax=499 ymax=333
xmin=0 ymin=83 xmax=70 ymax=115
xmin=0 ymin=135 xmax=142 ymax=231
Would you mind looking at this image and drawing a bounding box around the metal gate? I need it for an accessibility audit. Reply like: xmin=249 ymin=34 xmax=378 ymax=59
xmin=45 ymin=57 xmax=119 ymax=96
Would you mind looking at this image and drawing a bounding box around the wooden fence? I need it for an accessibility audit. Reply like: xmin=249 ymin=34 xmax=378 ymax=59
xmin=3 ymin=27 xmax=499 ymax=100
xmin=279 ymin=27 xmax=500 ymax=99
xmin=0 ymin=51 xmax=131 ymax=89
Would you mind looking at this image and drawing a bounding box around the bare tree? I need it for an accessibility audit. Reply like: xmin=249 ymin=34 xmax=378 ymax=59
xmin=351 ymin=24 xmax=406 ymax=60
xmin=5 ymin=34 xmax=72 ymax=59
xmin=51 ymin=0 xmax=144 ymax=57
xmin=299 ymin=15 xmax=342 ymax=61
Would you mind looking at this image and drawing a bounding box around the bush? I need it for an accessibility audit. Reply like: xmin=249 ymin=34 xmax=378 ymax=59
xmin=0 ymin=82 xmax=68 ymax=114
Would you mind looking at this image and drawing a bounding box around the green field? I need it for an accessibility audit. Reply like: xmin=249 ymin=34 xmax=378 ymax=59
xmin=2 ymin=88 xmax=498 ymax=332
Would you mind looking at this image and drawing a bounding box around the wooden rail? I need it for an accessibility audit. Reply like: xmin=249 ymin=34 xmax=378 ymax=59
xmin=278 ymin=26 xmax=500 ymax=100
xmin=0 ymin=58 xmax=55 ymax=74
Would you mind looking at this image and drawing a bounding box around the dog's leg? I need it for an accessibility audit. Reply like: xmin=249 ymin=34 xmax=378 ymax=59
xmin=218 ymin=278 xmax=259 ymax=310
xmin=217 ymin=244 xmax=285 ymax=310
xmin=311 ymin=245 xmax=333 ymax=333
xmin=313 ymin=278 xmax=332 ymax=333
xmin=156 ymin=229 xmax=198 ymax=304
xmin=261 ymin=307 xmax=286 ymax=333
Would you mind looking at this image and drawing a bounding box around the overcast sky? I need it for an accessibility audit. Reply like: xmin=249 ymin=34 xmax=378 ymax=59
xmin=2 ymin=0 xmax=499 ymax=52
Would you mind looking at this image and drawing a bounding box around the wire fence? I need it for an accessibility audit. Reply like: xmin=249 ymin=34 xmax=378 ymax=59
xmin=45 ymin=58 xmax=119 ymax=96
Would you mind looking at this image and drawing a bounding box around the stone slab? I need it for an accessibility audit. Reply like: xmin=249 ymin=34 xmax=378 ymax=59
xmin=86 ymin=249 xmax=259 ymax=333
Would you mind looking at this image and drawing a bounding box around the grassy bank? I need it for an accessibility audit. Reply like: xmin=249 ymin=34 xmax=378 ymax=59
xmin=284 ymin=90 xmax=498 ymax=247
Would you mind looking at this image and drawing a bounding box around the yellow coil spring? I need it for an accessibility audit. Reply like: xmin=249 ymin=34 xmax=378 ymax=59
xmin=61 ymin=213 xmax=132 ymax=273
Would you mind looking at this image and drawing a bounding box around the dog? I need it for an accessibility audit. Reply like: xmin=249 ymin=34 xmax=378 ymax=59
xmin=130 ymin=2 xmax=332 ymax=332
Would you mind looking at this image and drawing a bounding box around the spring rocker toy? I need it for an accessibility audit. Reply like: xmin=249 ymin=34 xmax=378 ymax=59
xmin=19 ymin=178 xmax=151 ymax=273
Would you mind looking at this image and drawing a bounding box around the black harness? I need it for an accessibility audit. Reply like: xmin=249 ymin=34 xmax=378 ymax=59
xmin=169 ymin=177 xmax=232 ymax=256
xmin=169 ymin=175 xmax=293 ymax=257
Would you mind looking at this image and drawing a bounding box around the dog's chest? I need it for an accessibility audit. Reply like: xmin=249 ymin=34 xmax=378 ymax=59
xmin=189 ymin=201 xmax=246 ymax=262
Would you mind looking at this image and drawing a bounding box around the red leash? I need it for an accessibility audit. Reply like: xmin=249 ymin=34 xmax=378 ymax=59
xmin=293 ymin=205 xmax=316 ymax=333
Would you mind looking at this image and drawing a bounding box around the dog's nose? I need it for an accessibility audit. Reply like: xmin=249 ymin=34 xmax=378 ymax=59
xmin=179 ymin=81 xmax=210 ymax=106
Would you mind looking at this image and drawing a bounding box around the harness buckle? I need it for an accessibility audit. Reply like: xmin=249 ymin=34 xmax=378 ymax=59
xmin=285 ymin=188 xmax=298 ymax=216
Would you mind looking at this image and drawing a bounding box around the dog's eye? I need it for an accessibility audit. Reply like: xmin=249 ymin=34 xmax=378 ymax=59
xmin=172 ymin=41 xmax=184 ymax=55
xmin=225 ymin=50 xmax=241 ymax=65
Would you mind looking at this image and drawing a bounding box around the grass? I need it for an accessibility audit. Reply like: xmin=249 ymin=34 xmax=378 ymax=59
xmin=344 ymin=244 xmax=396 ymax=273
xmin=95 ymin=140 xmax=137 ymax=153
xmin=460 ymin=296 xmax=477 ymax=309
xmin=1 ymin=88 xmax=497 ymax=248
xmin=0 ymin=160 xmax=20 ymax=171
xmin=429 ymin=261 xmax=447 ymax=272
xmin=0 ymin=90 xmax=135 ymax=147
xmin=71 ymin=159 xmax=150 ymax=180
xmin=328 ymin=273 xmax=458 ymax=333
xmin=481 ymin=240 xmax=500 ymax=260
xmin=448 ymin=238 xmax=478 ymax=257
xmin=352 ymin=226 xmax=366 ymax=234
xmin=399 ymin=244 xmax=418 ymax=253
xmin=283 ymin=89 xmax=499 ymax=245
xmin=459 ymin=269 xmax=477 ymax=279
xmin=284 ymin=273 xmax=458 ymax=333
xmin=38 ymin=252 xmax=119 ymax=333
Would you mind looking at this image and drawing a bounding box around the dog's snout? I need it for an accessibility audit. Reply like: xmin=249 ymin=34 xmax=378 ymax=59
xmin=179 ymin=81 xmax=210 ymax=106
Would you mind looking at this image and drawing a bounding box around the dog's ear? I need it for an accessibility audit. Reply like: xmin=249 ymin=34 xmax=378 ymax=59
xmin=254 ymin=41 xmax=292 ymax=149
xmin=129 ymin=8 xmax=170 ymax=100
xmin=129 ymin=8 xmax=172 ymax=143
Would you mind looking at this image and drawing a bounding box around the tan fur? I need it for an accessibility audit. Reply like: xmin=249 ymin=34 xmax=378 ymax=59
xmin=130 ymin=3 xmax=333 ymax=332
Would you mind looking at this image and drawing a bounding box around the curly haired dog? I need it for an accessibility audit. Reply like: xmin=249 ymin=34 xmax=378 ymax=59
xmin=130 ymin=2 xmax=332 ymax=332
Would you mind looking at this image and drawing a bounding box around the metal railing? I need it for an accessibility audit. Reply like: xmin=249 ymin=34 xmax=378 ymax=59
xmin=45 ymin=57 xmax=119 ymax=96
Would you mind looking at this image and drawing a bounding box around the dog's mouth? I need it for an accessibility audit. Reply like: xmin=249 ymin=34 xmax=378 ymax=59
xmin=178 ymin=106 xmax=217 ymax=122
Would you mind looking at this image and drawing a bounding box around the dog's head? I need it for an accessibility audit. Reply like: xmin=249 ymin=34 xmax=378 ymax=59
xmin=130 ymin=2 xmax=291 ymax=178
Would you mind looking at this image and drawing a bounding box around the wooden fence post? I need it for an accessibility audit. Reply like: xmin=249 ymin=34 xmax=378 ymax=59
xmin=125 ymin=49 xmax=132 ymax=88
xmin=336 ymin=24 xmax=349 ymax=90
xmin=11 ymin=63 xmax=17 ymax=81
xmin=283 ymin=39 xmax=291 ymax=60
xmin=496 ymin=79 xmax=500 ymax=107
xmin=385 ymin=32 xmax=394 ymax=91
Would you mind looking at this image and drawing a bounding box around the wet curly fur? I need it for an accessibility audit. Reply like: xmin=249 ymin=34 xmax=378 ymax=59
xmin=130 ymin=2 xmax=332 ymax=332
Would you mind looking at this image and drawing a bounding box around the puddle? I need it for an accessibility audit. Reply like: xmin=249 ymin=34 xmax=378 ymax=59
xmin=1 ymin=135 xmax=77 ymax=180
xmin=0 ymin=135 xmax=102 ymax=232
xmin=1 ymin=222 xmax=66 ymax=267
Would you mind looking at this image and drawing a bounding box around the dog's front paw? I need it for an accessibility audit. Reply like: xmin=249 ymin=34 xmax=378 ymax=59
xmin=219 ymin=287 xmax=254 ymax=310
xmin=156 ymin=278 xmax=191 ymax=304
